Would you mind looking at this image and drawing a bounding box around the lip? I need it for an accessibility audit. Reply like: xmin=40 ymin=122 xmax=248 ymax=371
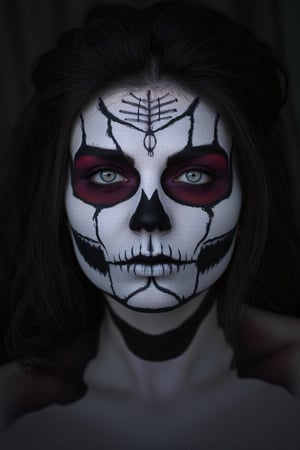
xmin=110 ymin=253 xmax=197 ymax=277
xmin=112 ymin=254 xmax=183 ymax=266
xmin=126 ymin=255 xmax=178 ymax=264
xmin=131 ymin=263 xmax=180 ymax=277
xmin=110 ymin=254 xmax=196 ymax=276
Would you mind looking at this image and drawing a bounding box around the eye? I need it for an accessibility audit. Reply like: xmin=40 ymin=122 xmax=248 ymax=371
xmin=175 ymin=169 xmax=212 ymax=185
xmin=72 ymin=154 xmax=140 ymax=207
xmin=162 ymin=152 xmax=231 ymax=206
xmin=90 ymin=169 xmax=127 ymax=184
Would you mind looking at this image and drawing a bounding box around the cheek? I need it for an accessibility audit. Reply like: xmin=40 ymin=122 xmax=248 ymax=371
xmin=65 ymin=180 xmax=98 ymax=238
xmin=164 ymin=179 xmax=230 ymax=206
xmin=95 ymin=192 xmax=140 ymax=234
xmin=170 ymin=202 xmax=209 ymax=234
xmin=65 ymin=177 xmax=139 ymax=246
xmin=206 ymin=170 xmax=242 ymax=237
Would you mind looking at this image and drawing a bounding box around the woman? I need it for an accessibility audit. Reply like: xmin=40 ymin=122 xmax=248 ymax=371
xmin=0 ymin=2 xmax=300 ymax=448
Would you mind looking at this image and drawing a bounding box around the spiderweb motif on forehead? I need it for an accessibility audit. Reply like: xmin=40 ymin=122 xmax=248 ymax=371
xmin=120 ymin=92 xmax=177 ymax=124
xmin=98 ymin=92 xmax=200 ymax=157
xmin=119 ymin=91 xmax=178 ymax=156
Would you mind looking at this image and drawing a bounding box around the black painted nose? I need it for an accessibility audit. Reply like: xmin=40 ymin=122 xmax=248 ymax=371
xmin=129 ymin=190 xmax=171 ymax=232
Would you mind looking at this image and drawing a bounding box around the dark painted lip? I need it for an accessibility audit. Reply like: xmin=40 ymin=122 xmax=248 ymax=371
xmin=114 ymin=255 xmax=180 ymax=265
xmin=110 ymin=255 xmax=197 ymax=266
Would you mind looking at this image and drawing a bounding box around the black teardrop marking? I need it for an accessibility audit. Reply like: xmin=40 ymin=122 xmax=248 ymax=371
xmin=129 ymin=190 xmax=171 ymax=232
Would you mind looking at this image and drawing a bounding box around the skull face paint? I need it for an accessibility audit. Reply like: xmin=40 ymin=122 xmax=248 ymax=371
xmin=65 ymin=85 xmax=242 ymax=311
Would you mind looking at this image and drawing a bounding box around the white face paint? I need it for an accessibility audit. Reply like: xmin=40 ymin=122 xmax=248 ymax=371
xmin=65 ymin=84 xmax=242 ymax=312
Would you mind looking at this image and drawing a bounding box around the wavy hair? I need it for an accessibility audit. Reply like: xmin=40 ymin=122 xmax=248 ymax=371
xmin=1 ymin=1 xmax=299 ymax=365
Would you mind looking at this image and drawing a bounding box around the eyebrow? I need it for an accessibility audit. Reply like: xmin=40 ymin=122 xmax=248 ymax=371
xmin=166 ymin=144 xmax=228 ymax=166
xmin=74 ymin=143 xmax=228 ymax=167
xmin=74 ymin=144 xmax=135 ymax=166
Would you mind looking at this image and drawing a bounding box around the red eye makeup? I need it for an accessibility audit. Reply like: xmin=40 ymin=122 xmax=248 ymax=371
xmin=162 ymin=151 xmax=232 ymax=206
xmin=71 ymin=152 xmax=140 ymax=207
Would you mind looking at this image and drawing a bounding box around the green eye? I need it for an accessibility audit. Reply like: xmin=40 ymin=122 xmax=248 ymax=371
xmin=90 ymin=170 xmax=126 ymax=184
xmin=175 ymin=170 xmax=212 ymax=184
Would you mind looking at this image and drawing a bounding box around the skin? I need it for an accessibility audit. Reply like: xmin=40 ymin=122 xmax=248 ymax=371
xmin=238 ymin=306 xmax=300 ymax=396
xmin=1 ymin=84 xmax=299 ymax=441
xmin=65 ymin=83 xmax=242 ymax=313
xmin=0 ymin=329 xmax=99 ymax=433
xmin=1 ymin=306 xmax=300 ymax=436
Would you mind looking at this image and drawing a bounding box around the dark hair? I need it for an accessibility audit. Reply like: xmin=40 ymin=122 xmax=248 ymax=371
xmin=1 ymin=1 xmax=299 ymax=365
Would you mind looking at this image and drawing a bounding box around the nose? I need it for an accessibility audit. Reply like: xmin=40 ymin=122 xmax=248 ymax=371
xmin=129 ymin=190 xmax=171 ymax=232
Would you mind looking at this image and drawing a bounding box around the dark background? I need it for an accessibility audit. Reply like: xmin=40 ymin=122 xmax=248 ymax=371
xmin=1 ymin=0 xmax=299 ymax=194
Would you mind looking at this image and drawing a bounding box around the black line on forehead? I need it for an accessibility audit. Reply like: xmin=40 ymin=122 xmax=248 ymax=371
xmin=187 ymin=98 xmax=195 ymax=148
xmin=119 ymin=91 xmax=178 ymax=125
xmin=99 ymin=95 xmax=200 ymax=157
xmin=98 ymin=96 xmax=200 ymax=134
xmin=75 ymin=114 xmax=134 ymax=164
xmin=166 ymin=111 xmax=228 ymax=166
xmin=213 ymin=113 xmax=220 ymax=144
xmin=78 ymin=113 xmax=92 ymax=154
xmin=75 ymin=113 xmax=127 ymax=159
xmin=79 ymin=114 xmax=87 ymax=145
xmin=106 ymin=116 xmax=123 ymax=153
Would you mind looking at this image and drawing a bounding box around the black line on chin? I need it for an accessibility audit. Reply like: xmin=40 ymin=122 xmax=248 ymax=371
xmin=123 ymin=277 xmax=152 ymax=304
xmin=151 ymin=278 xmax=182 ymax=303
xmin=106 ymin=288 xmax=215 ymax=361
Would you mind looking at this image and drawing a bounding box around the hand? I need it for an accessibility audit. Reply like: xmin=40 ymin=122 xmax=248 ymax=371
xmin=237 ymin=305 xmax=300 ymax=397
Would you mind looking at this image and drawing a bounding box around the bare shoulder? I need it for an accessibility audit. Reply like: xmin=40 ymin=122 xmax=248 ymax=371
xmin=1 ymin=374 xmax=300 ymax=450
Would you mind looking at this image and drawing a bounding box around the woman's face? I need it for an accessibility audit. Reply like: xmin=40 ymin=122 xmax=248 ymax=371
xmin=65 ymin=84 xmax=242 ymax=312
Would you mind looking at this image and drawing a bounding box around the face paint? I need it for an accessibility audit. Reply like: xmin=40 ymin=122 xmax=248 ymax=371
xmin=65 ymin=85 xmax=242 ymax=312
xmin=114 ymin=90 xmax=178 ymax=157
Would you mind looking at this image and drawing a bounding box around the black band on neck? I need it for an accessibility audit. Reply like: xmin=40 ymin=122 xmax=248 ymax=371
xmin=107 ymin=291 xmax=215 ymax=362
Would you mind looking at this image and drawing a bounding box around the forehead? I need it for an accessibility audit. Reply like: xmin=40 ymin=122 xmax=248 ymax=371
xmin=70 ymin=84 xmax=232 ymax=160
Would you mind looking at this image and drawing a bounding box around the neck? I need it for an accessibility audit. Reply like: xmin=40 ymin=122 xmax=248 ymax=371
xmin=105 ymin=290 xmax=215 ymax=361
xmin=105 ymin=290 xmax=210 ymax=334
xmin=84 ymin=290 xmax=227 ymax=400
